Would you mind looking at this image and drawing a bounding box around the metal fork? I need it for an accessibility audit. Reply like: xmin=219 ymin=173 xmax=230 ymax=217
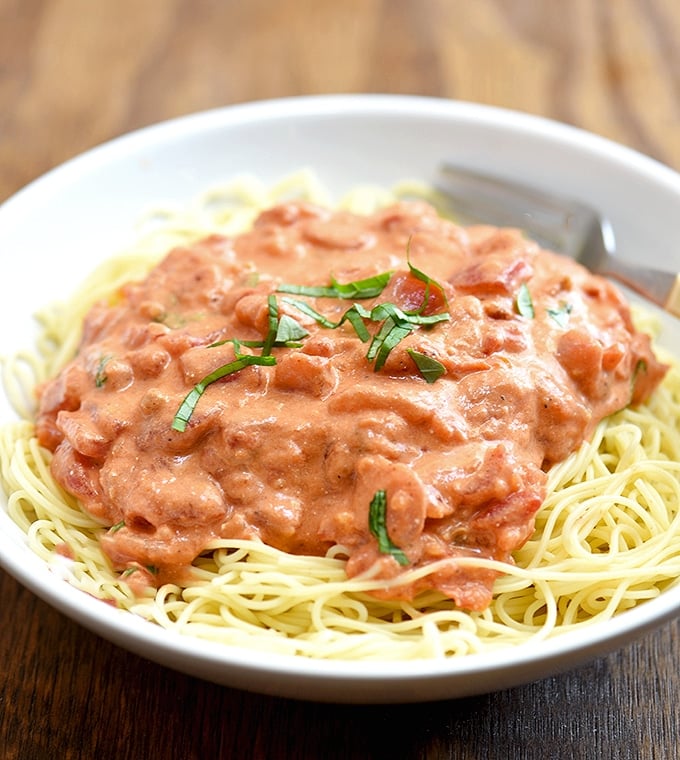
xmin=435 ymin=164 xmax=680 ymax=318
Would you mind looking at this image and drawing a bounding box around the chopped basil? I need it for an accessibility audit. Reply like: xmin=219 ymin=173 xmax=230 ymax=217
xmin=339 ymin=305 xmax=372 ymax=342
xmin=368 ymin=301 xmax=447 ymax=327
xmin=260 ymin=296 xmax=310 ymax=352
xmin=121 ymin=564 xmax=158 ymax=578
xmin=284 ymin=295 xmax=449 ymax=373
xmin=369 ymin=320 xmax=413 ymax=371
xmin=95 ymin=355 xmax=112 ymax=388
xmin=281 ymin=297 xmax=373 ymax=341
xmin=277 ymin=271 xmax=393 ymax=299
xmin=172 ymin=297 xmax=311 ymax=431
xmin=631 ymin=358 xmax=648 ymax=394
xmin=173 ymin=262 xmax=452 ymax=431
xmin=405 ymin=239 xmax=449 ymax=313
xmin=516 ymin=283 xmax=535 ymax=318
xmin=281 ymin=297 xmax=337 ymax=329
xmin=407 ymin=349 xmax=446 ymax=383
xmin=365 ymin=303 xmax=449 ymax=371
xmin=368 ymin=490 xmax=409 ymax=566
xmin=261 ymin=294 xmax=280 ymax=356
xmin=172 ymin=353 xmax=276 ymax=432
xmin=109 ymin=520 xmax=125 ymax=533
xmin=275 ymin=313 xmax=309 ymax=344
xmin=547 ymin=302 xmax=573 ymax=328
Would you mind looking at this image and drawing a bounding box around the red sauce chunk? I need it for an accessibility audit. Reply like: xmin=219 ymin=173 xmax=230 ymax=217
xmin=35 ymin=201 xmax=667 ymax=611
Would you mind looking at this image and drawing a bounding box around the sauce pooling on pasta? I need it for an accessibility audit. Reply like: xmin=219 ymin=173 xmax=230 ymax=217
xmin=35 ymin=201 xmax=667 ymax=611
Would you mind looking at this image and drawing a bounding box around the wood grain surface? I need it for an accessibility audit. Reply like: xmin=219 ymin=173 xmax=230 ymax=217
xmin=1 ymin=1 xmax=679 ymax=758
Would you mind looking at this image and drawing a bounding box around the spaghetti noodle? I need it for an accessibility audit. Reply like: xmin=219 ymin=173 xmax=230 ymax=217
xmin=2 ymin=171 xmax=680 ymax=660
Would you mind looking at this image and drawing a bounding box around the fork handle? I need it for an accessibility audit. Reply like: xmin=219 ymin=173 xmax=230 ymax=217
xmin=605 ymin=258 xmax=680 ymax=318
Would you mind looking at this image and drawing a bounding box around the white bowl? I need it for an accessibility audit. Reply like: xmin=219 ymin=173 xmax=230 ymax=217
xmin=1 ymin=95 xmax=679 ymax=703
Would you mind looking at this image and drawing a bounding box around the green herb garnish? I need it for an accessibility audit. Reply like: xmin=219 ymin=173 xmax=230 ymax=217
xmin=173 ymin=261 xmax=451 ymax=431
xmin=95 ymin=355 xmax=112 ymax=388
xmin=368 ymin=319 xmax=413 ymax=371
xmin=275 ymin=313 xmax=310 ymax=344
xmin=516 ymin=283 xmax=535 ymax=318
xmin=121 ymin=564 xmax=158 ymax=578
xmin=172 ymin=296 xmax=311 ymax=431
xmin=405 ymin=238 xmax=449 ymax=313
xmin=284 ymin=298 xmax=449 ymax=372
xmin=547 ymin=302 xmax=573 ymax=328
xmin=262 ymin=294 xmax=311 ymax=354
xmin=282 ymin=298 xmax=372 ymax=341
xmin=368 ymin=490 xmax=409 ymax=566
xmin=365 ymin=303 xmax=448 ymax=371
xmin=280 ymin=258 xmax=450 ymax=371
xmin=277 ymin=271 xmax=393 ymax=300
xmin=407 ymin=349 xmax=446 ymax=383
xmin=172 ymin=352 xmax=276 ymax=432
xmin=261 ymin=294 xmax=280 ymax=356
xmin=631 ymin=358 xmax=648 ymax=395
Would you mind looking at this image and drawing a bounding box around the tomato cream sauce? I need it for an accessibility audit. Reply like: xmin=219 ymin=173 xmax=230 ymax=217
xmin=35 ymin=201 xmax=667 ymax=611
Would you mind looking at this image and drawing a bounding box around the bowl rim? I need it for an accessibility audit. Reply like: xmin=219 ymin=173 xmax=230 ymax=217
xmin=2 ymin=93 xmax=680 ymax=702
xmin=4 ymin=93 xmax=680 ymax=211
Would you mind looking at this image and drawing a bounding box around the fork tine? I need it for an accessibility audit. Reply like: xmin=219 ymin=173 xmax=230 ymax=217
xmin=435 ymin=165 xmax=680 ymax=316
xmin=436 ymin=164 xmax=607 ymax=258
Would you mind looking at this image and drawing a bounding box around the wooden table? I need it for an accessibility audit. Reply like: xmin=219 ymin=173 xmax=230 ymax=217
xmin=1 ymin=1 xmax=679 ymax=757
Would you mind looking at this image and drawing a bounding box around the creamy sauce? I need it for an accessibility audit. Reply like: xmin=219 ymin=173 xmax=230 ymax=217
xmin=35 ymin=201 xmax=666 ymax=610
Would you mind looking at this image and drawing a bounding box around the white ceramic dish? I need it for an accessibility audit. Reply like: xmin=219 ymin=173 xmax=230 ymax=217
xmin=1 ymin=95 xmax=679 ymax=704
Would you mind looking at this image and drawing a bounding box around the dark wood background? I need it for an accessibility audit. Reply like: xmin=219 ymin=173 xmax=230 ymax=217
xmin=1 ymin=1 xmax=679 ymax=757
